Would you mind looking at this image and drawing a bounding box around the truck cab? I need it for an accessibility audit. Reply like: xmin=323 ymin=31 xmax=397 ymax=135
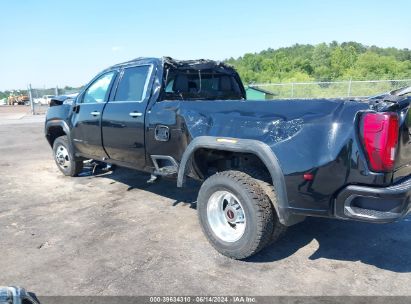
xmin=48 ymin=57 xmax=245 ymax=172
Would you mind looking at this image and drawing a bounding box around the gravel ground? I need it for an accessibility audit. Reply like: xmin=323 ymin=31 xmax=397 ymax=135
xmin=1 ymin=110 xmax=411 ymax=296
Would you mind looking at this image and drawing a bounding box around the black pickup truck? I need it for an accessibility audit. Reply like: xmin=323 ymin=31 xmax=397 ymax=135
xmin=45 ymin=57 xmax=411 ymax=259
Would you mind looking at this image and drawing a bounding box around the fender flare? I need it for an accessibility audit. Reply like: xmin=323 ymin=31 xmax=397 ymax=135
xmin=45 ymin=120 xmax=71 ymax=146
xmin=177 ymin=136 xmax=299 ymax=225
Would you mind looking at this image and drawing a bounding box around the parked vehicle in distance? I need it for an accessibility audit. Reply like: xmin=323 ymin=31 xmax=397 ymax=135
xmin=45 ymin=57 xmax=411 ymax=259
xmin=33 ymin=95 xmax=55 ymax=105
xmin=42 ymin=95 xmax=55 ymax=105
xmin=7 ymin=93 xmax=29 ymax=105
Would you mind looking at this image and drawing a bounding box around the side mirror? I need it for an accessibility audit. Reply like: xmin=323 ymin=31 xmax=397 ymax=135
xmin=0 ymin=286 xmax=40 ymax=304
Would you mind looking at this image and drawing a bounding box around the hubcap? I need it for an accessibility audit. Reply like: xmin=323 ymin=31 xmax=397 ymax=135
xmin=207 ymin=190 xmax=246 ymax=243
xmin=55 ymin=145 xmax=70 ymax=169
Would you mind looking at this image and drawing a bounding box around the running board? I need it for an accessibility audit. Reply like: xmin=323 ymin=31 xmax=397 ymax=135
xmin=150 ymin=155 xmax=179 ymax=176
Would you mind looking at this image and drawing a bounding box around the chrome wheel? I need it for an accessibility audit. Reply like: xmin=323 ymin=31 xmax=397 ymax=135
xmin=55 ymin=145 xmax=70 ymax=169
xmin=207 ymin=190 xmax=246 ymax=242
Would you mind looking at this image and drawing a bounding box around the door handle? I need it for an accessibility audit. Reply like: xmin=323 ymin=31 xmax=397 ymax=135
xmin=90 ymin=111 xmax=100 ymax=116
xmin=129 ymin=112 xmax=143 ymax=117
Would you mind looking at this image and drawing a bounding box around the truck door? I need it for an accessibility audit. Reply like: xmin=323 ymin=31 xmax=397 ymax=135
xmin=101 ymin=64 xmax=153 ymax=168
xmin=70 ymin=71 xmax=116 ymax=159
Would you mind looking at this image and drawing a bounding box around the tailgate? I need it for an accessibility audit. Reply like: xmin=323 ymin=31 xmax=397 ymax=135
xmin=394 ymin=105 xmax=411 ymax=181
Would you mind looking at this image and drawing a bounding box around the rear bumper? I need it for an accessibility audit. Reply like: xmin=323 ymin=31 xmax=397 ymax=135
xmin=334 ymin=176 xmax=411 ymax=223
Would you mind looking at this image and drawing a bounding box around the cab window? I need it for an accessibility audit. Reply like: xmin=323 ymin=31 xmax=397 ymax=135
xmin=82 ymin=72 xmax=115 ymax=104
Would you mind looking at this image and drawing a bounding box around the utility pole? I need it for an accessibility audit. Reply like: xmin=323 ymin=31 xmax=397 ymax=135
xmin=28 ymin=84 xmax=34 ymax=115
xmin=347 ymin=78 xmax=352 ymax=98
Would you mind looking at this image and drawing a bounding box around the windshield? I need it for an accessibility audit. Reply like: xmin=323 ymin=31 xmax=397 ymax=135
xmin=161 ymin=68 xmax=244 ymax=101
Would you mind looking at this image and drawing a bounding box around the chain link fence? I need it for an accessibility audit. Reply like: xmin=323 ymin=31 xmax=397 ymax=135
xmin=28 ymin=86 xmax=80 ymax=114
xmin=7 ymin=79 xmax=410 ymax=115
xmin=248 ymin=79 xmax=411 ymax=100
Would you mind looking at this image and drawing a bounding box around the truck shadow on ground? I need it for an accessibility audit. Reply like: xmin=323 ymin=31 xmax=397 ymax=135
xmin=90 ymin=166 xmax=200 ymax=209
xmin=94 ymin=167 xmax=411 ymax=273
xmin=250 ymin=217 xmax=411 ymax=272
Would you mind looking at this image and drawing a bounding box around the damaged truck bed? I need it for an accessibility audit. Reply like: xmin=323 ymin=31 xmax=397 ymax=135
xmin=45 ymin=57 xmax=411 ymax=259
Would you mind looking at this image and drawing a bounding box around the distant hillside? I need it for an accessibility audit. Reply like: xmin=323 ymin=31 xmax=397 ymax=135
xmin=225 ymin=42 xmax=411 ymax=84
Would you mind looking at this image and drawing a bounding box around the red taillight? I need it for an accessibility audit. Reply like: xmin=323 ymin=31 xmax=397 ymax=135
xmin=303 ymin=173 xmax=314 ymax=181
xmin=361 ymin=112 xmax=399 ymax=172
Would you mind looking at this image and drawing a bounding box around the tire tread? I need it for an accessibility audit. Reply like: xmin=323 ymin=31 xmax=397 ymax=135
xmin=198 ymin=170 xmax=275 ymax=259
xmin=243 ymin=167 xmax=287 ymax=243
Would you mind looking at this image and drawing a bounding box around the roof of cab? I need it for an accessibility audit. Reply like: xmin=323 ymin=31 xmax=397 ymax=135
xmin=107 ymin=56 xmax=234 ymax=71
xmin=109 ymin=57 xmax=161 ymax=69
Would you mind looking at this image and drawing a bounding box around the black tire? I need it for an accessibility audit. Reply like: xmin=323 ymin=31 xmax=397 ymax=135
xmin=242 ymin=167 xmax=287 ymax=244
xmin=52 ymin=136 xmax=83 ymax=177
xmin=197 ymin=170 xmax=274 ymax=259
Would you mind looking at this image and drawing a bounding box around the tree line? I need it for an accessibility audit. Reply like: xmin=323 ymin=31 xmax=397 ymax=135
xmin=225 ymin=41 xmax=411 ymax=84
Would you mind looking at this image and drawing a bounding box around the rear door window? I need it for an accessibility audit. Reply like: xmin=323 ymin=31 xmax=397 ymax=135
xmin=114 ymin=66 xmax=151 ymax=102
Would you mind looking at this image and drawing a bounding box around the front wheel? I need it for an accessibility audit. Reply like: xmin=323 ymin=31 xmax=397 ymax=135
xmin=197 ymin=170 xmax=275 ymax=259
xmin=52 ymin=136 xmax=83 ymax=177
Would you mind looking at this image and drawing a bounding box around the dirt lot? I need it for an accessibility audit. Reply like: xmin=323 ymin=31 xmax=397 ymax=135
xmin=0 ymin=105 xmax=31 ymax=118
xmin=1 ymin=107 xmax=411 ymax=296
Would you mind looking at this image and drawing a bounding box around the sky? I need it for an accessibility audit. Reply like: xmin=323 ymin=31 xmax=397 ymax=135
xmin=0 ymin=0 xmax=410 ymax=90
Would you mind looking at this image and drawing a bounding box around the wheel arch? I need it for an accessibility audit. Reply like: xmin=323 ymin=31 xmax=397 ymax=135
xmin=177 ymin=136 xmax=299 ymax=226
xmin=45 ymin=120 xmax=70 ymax=147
